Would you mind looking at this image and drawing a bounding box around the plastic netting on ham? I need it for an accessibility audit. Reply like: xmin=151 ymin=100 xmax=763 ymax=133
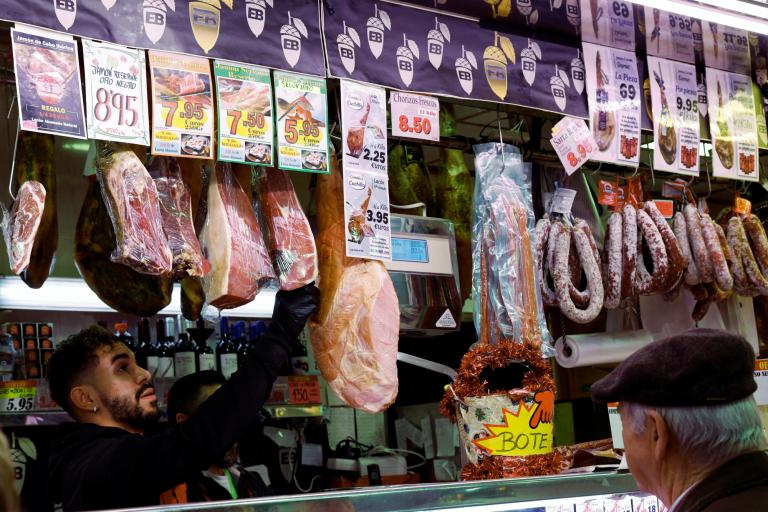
xmin=259 ymin=166 xmax=318 ymax=290
xmin=1 ymin=180 xmax=46 ymax=275
xmin=472 ymin=143 xmax=553 ymax=356
xmin=96 ymin=142 xmax=172 ymax=275
xmin=148 ymin=156 xmax=210 ymax=279
xmin=200 ymin=163 xmax=276 ymax=310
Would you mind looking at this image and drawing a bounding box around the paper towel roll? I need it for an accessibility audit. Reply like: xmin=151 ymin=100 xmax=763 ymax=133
xmin=555 ymin=330 xmax=653 ymax=368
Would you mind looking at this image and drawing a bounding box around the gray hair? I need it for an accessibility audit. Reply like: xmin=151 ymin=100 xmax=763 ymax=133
xmin=622 ymin=397 xmax=768 ymax=468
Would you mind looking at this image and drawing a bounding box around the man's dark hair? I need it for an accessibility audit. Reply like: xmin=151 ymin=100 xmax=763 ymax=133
xmin=46 ymin=325 xmax=119 ymax=414
xmin=167 ymin=370 xmax=226 ymax=426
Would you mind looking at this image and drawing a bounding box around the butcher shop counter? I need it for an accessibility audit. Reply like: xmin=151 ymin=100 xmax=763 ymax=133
xmin=104 ymin=472 xmax=659 ymax=511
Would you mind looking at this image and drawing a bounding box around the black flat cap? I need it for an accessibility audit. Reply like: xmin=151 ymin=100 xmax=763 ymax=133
xmin=591 ymin=328 xmax=757 ymax=406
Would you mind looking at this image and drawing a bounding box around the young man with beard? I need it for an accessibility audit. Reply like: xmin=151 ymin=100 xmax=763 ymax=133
xmin=162 ymin=370 xmax=271 ymax=503
xmin=45 ymin=284 xmax=319 ymax=511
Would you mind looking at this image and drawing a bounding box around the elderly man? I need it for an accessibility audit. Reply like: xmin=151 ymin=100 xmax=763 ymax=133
xmin=592 ymin=328 xmax=768 ymax=512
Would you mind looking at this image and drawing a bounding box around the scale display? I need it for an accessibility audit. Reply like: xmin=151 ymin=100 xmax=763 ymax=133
xmin=391 ymin=237 xmax=429 ymax=264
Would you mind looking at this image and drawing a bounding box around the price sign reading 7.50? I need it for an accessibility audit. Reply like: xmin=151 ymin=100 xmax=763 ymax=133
xmin=226 ymin=110 xmax=266 ymax=136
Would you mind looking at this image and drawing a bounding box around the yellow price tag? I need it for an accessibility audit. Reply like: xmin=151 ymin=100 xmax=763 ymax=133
xmin=0 ymin=381 xmax=36 ymax=412
xmin=161 ymin=99 xmax=209 ymax=131
xmin=472 ymin=399 xmax=554 ymax=457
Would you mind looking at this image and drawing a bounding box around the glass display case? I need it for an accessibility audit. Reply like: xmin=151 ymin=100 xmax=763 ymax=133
xmin=109 ymin=473 xmax=659 ymax=512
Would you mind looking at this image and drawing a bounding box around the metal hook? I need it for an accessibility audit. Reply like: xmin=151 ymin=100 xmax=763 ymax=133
xmin=6 ymin=94 xmax=15 ymax=119
xmin=588 ymin=161 xmax=603 ymax=176
xmin=702 ymin=161 xmax=712 ymax=200
xmin=497 ymin=104 xmax=505 ymax=165
xmin=645 ymin=147 xmax=655 ymax=187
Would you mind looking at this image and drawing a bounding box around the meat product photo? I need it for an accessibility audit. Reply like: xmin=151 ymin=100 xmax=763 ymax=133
xmin=2 ymin=181 xmax=46 ymax=275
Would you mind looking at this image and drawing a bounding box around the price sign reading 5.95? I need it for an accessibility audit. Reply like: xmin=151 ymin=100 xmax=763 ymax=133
xmin=0 ymin=382 xmax=36 ymax=413
xmin=391 ymin=91 xmax=440 ymax=142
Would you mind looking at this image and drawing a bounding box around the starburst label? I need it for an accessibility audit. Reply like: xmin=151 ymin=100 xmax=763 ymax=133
xmin=214 ymin=60 xmax=273 ymax=166
xmin=471 ymin=399 xmax=554 ymax=457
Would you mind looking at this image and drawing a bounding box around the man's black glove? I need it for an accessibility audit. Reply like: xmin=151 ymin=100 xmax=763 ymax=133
xmin=268 ymin=283 xmax=320 ymax=346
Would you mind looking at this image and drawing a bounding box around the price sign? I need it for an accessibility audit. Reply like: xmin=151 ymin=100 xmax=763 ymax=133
xmin=648 ymin=57 xmax=700 ymax=176
xmin=11 ymin=25 xmax=86 ymax=139
xmin=341 ymin=80 xmax=387 ymax=174
xmin=149 ymin=50 xmax=214 ymax=159
xmin=550 ymin=117 xmax=596 ymax=175
xmin=344 ymin=170 xmax=392 ymax=261
xmin=583 ymin=43 xmax=641 ymax=167
xmin=580 ymin=0 xmax=636 ymax=51
xmin=0 ymin=381 xmax=36 ymax=412
xmin=288 ymin=377 xmax=321 ymax=405
xmin=214 ymin=60 xmax=273 ymax=166
xmin=390 ymin=91 xmax=440 ymax=142
xmin=643 ymin=7 xmax=695 ymax=63
xmin=83 ymin=40 xmax=150 ymax=145
xmin=274 ymin=71 xmax=329 ymax=173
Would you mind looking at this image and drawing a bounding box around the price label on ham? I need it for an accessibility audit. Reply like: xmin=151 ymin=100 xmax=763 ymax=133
xmin=11 ymin=25 xmax=86 ymax=138
xmin=390 ymin=91 xmax=440 ymax=142
xmin=344 ymin=170 xmax=392 ymax=261
xmin=214 ymin=60 xmax=273 ymax=166
xmin=341 ymin=80 xmax=387 ymax=174
xmin=82 ymin=40 xmax=150 ymax=145
xmin=0 ymin=382 xmax=36 ymax=412
xmin=274 ymin=71 xmax=329 ymax=173
xmin=149 ymin=50 xmax=214 ymax=159
xmin=550 ymin=117 xmax=596 ymax=175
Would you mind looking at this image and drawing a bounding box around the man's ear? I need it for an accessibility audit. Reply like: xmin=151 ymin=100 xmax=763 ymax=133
xmin=69 ymin=384 xmax=99 ymax=416
xmin=175 ymin=412 xmax=189 ymax=425
xmin=647 ymin=410 xmax=669 ymax=462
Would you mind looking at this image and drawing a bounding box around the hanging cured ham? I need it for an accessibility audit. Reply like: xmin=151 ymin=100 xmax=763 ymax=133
xmin=259 ymin=166 xmax=318 ymax=291
xmin=200 ymin=163 xmax=275 ymax=309
xmin=2 ymin=181 xmax=46 ymax=275
xmin=96 ymin=141 xmax=172 ymax=276
xmin=310 ymin=148 xmax=399 ymax=413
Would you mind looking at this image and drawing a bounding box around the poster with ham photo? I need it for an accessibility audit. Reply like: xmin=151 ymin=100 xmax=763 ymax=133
xmin=149 ymin=50 xmax=214 ymax=159
xmin=643 ymin=7 xmax=695 ymax=64
xmin=344 ymin=170 xmax=391 ymax=261
xmin=580 ymin=0 xmax=636 ymax=51
xmin=647 ymin=56 xmax=699 ymax=176
xmin=706 ymin=68 xmax=758 ymax=181
xmin=340 ymin=80 xmax=387 ymax=175
xmin=583 ymin=43 xmax=641 ymax=167
xmin=11 ymin=25 xmax=86 ymax=139
xmin=214 ymin=60 xmax=273 ymax=166
xmin=702 ymin=22 xmax=751 ymax=75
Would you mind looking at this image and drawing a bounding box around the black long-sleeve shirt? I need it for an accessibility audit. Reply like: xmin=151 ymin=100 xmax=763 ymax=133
xmin=47 ymin=333 xmax=292 ymax=511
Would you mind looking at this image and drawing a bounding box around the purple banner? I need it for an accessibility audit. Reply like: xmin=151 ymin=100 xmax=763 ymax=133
xmin=324 ymin=0 xmax=588 ymax=118
xmin=0 ymin=0 xmax=324 ymax=76
xmin=393 ymin=0 xmax=582 ymax=36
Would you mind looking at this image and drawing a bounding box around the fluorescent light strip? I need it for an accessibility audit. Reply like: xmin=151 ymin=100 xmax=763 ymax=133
xmin=0 ymin=277 xmax=276 ymax=318
xmin=625 ymin=0 xmax=768 ymax=35
xmin=689 ymin=0 xmax=768 ymax=21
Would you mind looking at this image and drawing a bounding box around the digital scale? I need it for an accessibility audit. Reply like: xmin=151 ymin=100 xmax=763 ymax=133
xmin=383 ymin=214 xmax=462 ymax=336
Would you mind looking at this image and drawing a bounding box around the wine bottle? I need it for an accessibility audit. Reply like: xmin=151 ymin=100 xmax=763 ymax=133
xmin=174 ymin=318 xmax=197 ymax=378
xmin=114 ymin=322 xmax=135 ymax=352
xmin=216 ymin=318 xmax=238 ymax=379
xmin=135 ymin=319 xmax=158 ymax=376
xmin=156 ymin=318 xmax=175 ymax=379
xmin=190 ymin=319 xmax=216 ymax=372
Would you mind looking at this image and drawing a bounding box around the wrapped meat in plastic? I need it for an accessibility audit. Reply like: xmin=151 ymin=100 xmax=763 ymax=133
xmin=148 ymin=156 xmax=210 ymax=278
xmin=14 ymin=132 xmax=57 ymax=288
xmin=200 ymin=163 xmax=275 ymax=309
xmin=259 ymin=166 xmax=318 ymax=290
xmin=472 ymin=143 xmax=552 ymax=355
xmin=1 ymin=181 xmax=46 ymax=274
xmin=95 ymin=141 xmax=172 ymax=275
xmin=310 ymin=148 xmax=399 ymax=413
xmin=75 ymin=180 xmax=172 ymax=317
